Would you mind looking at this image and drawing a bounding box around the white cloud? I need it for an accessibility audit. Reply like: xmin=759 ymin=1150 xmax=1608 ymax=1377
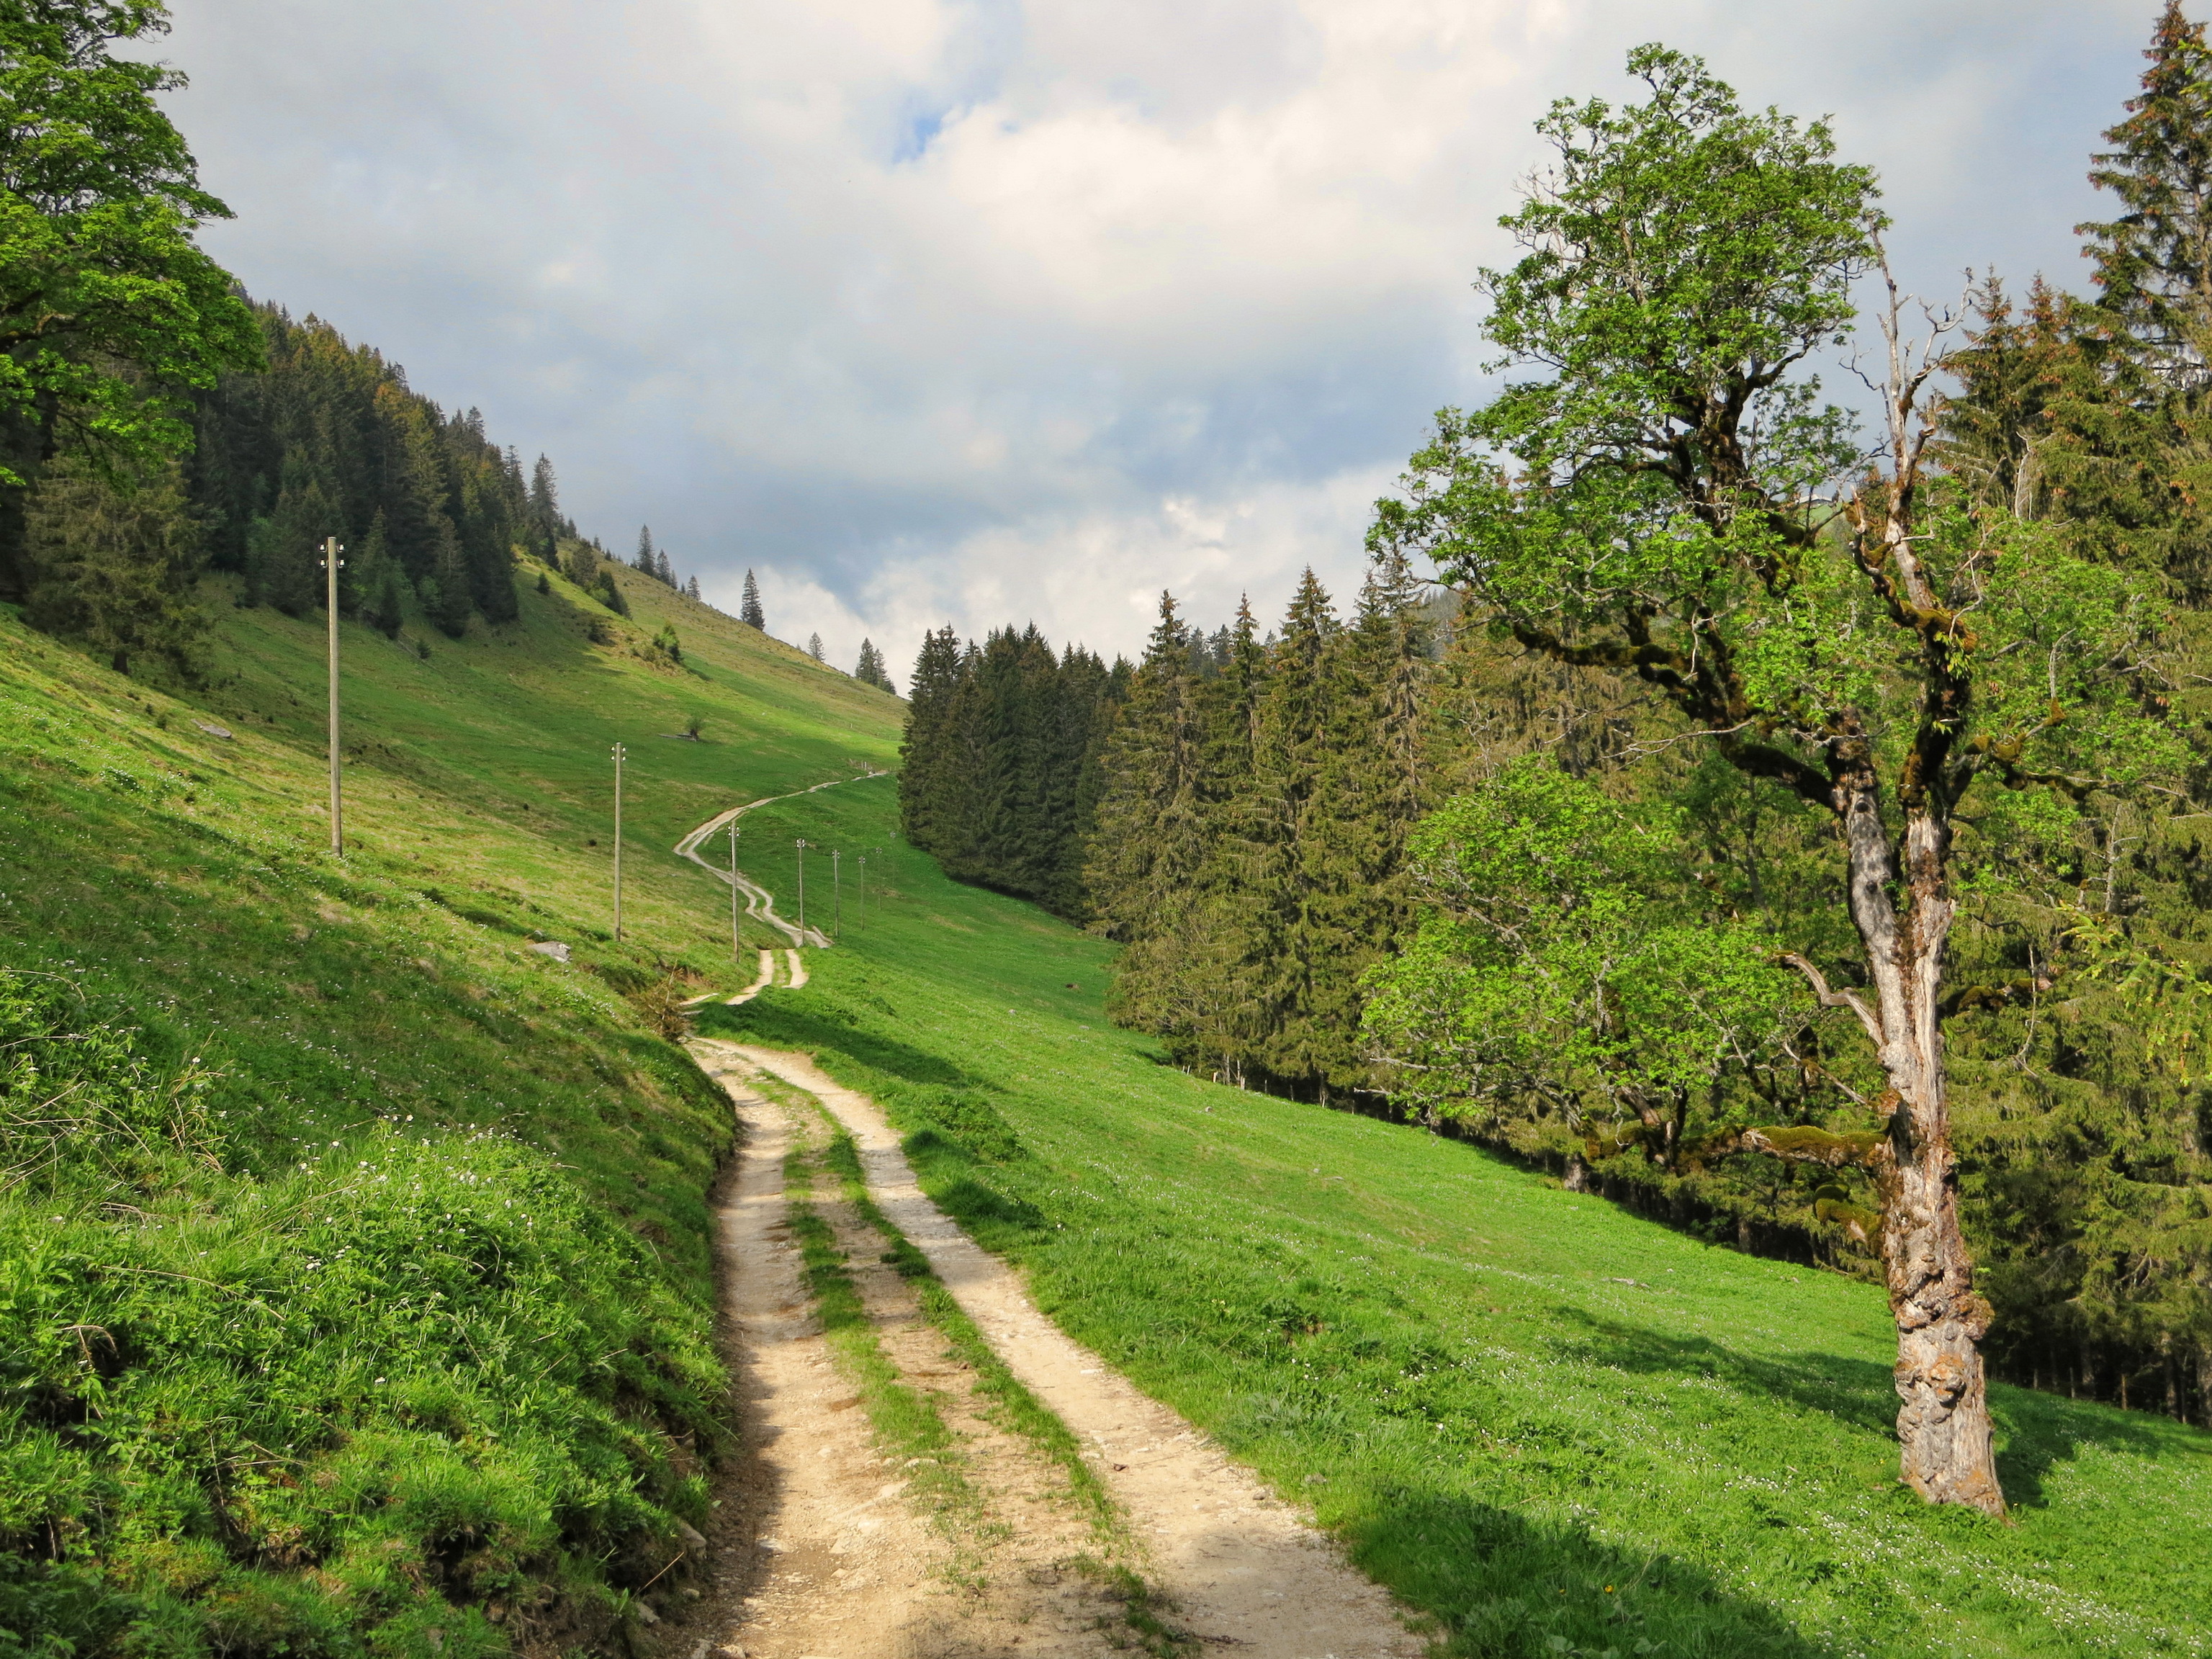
xmin=163 ymin=0 xmax=2156 ymax=665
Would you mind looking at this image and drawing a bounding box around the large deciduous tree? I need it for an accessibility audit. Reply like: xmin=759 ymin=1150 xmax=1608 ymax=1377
xmin=0 ymin=0 xmax=261 ymax=600
xmin=1369 ymin=45 xmax=2177 ymax=1513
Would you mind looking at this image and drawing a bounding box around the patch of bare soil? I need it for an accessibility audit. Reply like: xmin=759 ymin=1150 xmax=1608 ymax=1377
xmin=697 ymin=1043 xmax=1427 ymax=1659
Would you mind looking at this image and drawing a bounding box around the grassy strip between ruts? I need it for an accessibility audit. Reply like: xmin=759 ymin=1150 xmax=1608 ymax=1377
xmin=814 ymin=1122 xmax=1123 ymax=1547
xmin=763 ymin=1069 xmax=1189 ymax=1655
xmin=779 ymin=1131 xmax=997 ymax=1581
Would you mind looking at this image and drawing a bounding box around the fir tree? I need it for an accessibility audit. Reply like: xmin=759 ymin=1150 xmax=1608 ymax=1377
xmin=426 ymin=516 xmax=472 ymax=639
xmin=2082 ymin=2 xmax=2212 ymax=385
xmin=529 ymin=455 xmax=559 ymax=535
xmin=634 ymin=524 xmax=656 ymax=575
xmin=562 ymin=538 xmax=598 ymax=591
xmin=855 ymin=637 xmax=891 ymax=691
xmin=594 ymin=567 xmax=629 ymax=617
xmin=806 ymin=631 xmax=825 ymax=660
xmin=22 ymin=457 xmax=204 ymax=678
xmin=899 ymin=626 xmax=966 ymax=851
xmin=358 ymin=511 xmax=404 ymax=637
xmin=740 ymin=568 xmax=765 ymax=629
xmin=1087 ymin=594 xmax=1209 ymax=1035
xmin=685 ymin=574 xmax=701 ymax=601
xmin=1246 ymin=570 xmax=1346 ymax=1094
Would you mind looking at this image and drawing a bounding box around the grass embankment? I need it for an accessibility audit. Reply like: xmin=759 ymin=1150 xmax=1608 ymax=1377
xmin=697 ymin=788 xmax=2212 ymax=1659
xmin=0 ymin=564 xmax=902 ymax=1656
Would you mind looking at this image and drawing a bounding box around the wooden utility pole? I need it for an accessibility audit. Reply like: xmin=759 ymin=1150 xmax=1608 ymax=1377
xmin=795 ymin=838 xmax=808 ymax=938
xmin=728 ymin=819 xmax=741 ymax=961
xmin=612 ymin=743 xmax=626 ymax=940
xmin=323 ymin=536 xmax=344 ymax=855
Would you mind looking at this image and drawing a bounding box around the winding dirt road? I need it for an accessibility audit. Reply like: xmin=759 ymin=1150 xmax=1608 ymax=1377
xmin=673 ymin=773 xmax=883 ymax=950
xmin=686 ymin=1039 xmax=1425 ymax=1659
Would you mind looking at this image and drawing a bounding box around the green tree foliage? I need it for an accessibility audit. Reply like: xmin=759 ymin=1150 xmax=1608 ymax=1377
xmin=0 ymin=1 xmax=261 ymax=603
xmin=1368 ymin=44 xmax=2190 ymax=1509
xmin=20 ymin=452 xmax=199 ymax=677
xmin=2081 ymin=0 xmax=2212 ymax=385
xmin=189 ymin=307 xmax=526 ymax=634
xmin=898 ymin=623 xmax=1120 ymax=920
xmin=1076 ymin=564 xmax=1438 ymax=1098
xmin=739 ymin=567 xmax=764 ymax=629
xmin=1363 ymin=759 xmax=1806 ymax=1161
xmin=854 ymin=636 xmax=894 ymax=693
xmin=1089 ymin=596 xmax=1210 ymax=1017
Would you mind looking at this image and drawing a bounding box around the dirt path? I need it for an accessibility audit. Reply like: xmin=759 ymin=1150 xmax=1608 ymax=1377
xmin=691 ymin=1065 xmax=943 ymax=1653
xmin=688 ymin=1051 xmax=1206 ymax=1658
xmin=701 ymin=1043 xmax=1425 ymax=1659
xmin=673 ymin=773 xmax=884 ymax=950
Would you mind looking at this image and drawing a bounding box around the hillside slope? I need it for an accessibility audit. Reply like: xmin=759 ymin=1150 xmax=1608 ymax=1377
xmin=0 ymin=560 xmax=903 ymax=1656
xmin=5 ymin=551 xmax=2208 ymax=1659
xmin=696 ymin=823 xmax=2212 ymax=1656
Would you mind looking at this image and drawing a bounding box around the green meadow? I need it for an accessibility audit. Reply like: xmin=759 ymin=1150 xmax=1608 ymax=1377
xmin=702 ymin=807 xmax=2212 ymax=1659
xmin=3 ymin=554 xmax=2207 ymax=1658
xmin=0 ymin=564 xmax=895 ymax=1655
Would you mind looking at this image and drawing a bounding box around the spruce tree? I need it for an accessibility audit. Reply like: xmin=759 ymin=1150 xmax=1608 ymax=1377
xmin=899 ymin=626 xmax=964 ymax=851
xmin=358 ymin=511 xmax=405 ymax=637
xmin=2081 ymin=2 xmax=2212 ymax=385
xmin=685 ymin=574 xmax=701 ymax=601
xmin=740 ymin=568 xmax=765 ymax=629
xmin=529 ymin=455 xmax=559 ymax=534
xmin=855 ymin=637 xmax=889 ymax=690
xmin=563 ymin=537 xmax=598 ymax=591
xmin=426 ymin=517 xmax=473 ymax=638
xmin=1296 ymin=549 xmax=1432 ymax=1095
xmin=634 ymin=525 xmax=655 ymax=574
xmin=22 ymin=457 xmax=204 ymax=678
xmin=1247 ymin=570 xmax=1344 ymax=1094
xmin=806 ymin=631 xmax=825 ymax=660
xmin=1182 ymin=595 xmax=1273 ymax=1083
xmin=1087 ymin=594 xmax=1208 ymax=1038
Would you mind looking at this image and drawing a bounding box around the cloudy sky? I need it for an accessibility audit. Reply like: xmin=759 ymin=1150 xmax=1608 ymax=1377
xmin=161 ymin=0 xmax=2157 ymax=676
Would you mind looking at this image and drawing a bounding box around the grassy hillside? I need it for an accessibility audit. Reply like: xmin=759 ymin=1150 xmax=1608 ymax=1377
xmin=5 ymin=549 xmax=2208 ymax=1659
xmin=698 ymin=819 xmax=2212 ymax=1657
xmin=0 ymin=560 xmax=902 ymax=1657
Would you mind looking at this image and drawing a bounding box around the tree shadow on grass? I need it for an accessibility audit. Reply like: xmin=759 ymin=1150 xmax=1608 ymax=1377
xmin=1545 ymin=1303 xmax=2197 ymax=1510
xmin=1331 ymin=1485 xmax=1844 ymax=1658
xmin=1984 ymin=1376 xmax=2208 ymax=1509
xmin=1547 ymin=1303 xmax=1902 ymax=1438
xmin=692 ymin=998 xmax=986 ymax=1089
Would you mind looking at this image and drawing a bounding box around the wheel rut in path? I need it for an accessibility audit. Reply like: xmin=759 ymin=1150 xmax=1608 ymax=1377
xmin=703 ymin=1042 xmax=1425 ymax=1659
